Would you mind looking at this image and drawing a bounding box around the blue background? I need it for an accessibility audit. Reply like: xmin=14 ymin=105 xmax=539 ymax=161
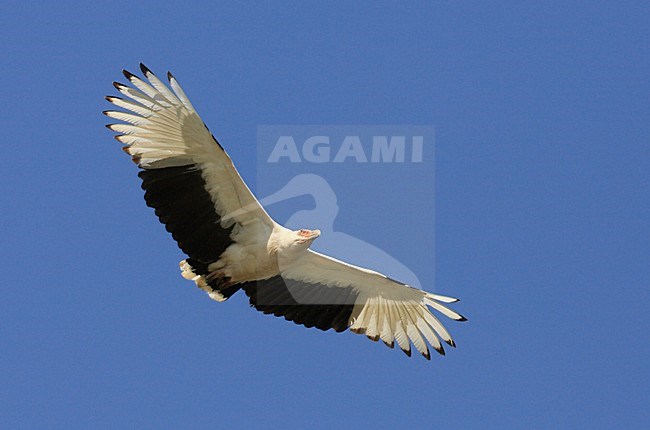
xmin=1 ymin=1 xmax=648 ymax=428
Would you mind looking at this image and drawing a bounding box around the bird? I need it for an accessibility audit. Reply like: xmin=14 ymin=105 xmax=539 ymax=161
xmin=104 ymin=64 xmax=466 ymax=360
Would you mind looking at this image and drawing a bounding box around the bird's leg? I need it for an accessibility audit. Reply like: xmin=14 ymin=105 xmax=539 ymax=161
xmin=205 ymin=270 xmax=226 ymax=282
xmin=205 ymin=270 xmax=235 ymax=289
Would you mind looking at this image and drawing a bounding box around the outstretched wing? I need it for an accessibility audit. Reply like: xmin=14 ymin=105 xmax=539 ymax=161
xmin=241 ymin=250 xmax=466 ymax=359
xmin=104 ymin=64 xmax=275 ymax=279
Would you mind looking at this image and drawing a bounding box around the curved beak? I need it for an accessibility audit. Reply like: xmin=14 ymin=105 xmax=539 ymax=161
xmin=297 ymin=229 xmax=321 ymax=244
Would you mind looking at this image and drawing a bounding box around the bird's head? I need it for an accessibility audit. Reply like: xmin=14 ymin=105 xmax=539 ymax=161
xmin=294 ymin=228 xmax=321 ymax=245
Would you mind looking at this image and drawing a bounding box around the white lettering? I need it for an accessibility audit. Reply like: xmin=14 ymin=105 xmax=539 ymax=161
xmin=267 ymin=136 xmax=301 ymax=162
xmin=411 ymin=136 xmax=423 ymax=162
xmin=267 ymin=134 xmax=426 ymax=163
xmin=371 ymin=136 xmax=406 ymax=162
xmin=302 ymin=136 xmax=330 ymax=163
xmin=333 ymin=136 xmax=367 ymax=163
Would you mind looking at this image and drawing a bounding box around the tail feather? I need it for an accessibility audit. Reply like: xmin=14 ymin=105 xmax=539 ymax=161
xmin=179 ymin=259 xmax=240 ymax=302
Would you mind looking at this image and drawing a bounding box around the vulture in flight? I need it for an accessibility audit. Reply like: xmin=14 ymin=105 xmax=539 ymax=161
xmin=104 ymin=64 xmax=466 ymax=360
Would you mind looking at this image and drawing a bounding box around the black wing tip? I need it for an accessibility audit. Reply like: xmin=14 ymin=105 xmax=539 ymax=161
xmin=140 ymin=63 xmax=153 ymax=76
xmin=383 ymin=340 xmax=395 ymax=349
xmin=401 ymin=347 xmax=412 ymax=358
xmin=366 ymin=334 xmax=380 ymax=342
xmin=423 ymin=350 xmax=431 ymax=360
xmin=122 ymin=69 xmax=137 ymax=80
xmin=104 ymin=123 xmax=115 ymax=130
xmin=113 ymin=81 xmax=127 ymax=90
xmin=457 ymin=315 xmax=468 ymax=322
xmin=167 ymin=71 xmax=175 ymax=81
xmin=105 ymin=95 xmax=122 ymax=102
xmin=445 ymin=339 xmax=456 ymax=348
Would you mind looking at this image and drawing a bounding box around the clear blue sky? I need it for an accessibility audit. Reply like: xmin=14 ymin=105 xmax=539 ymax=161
xmin=1 ymin=1 xmax=648 ymax=428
